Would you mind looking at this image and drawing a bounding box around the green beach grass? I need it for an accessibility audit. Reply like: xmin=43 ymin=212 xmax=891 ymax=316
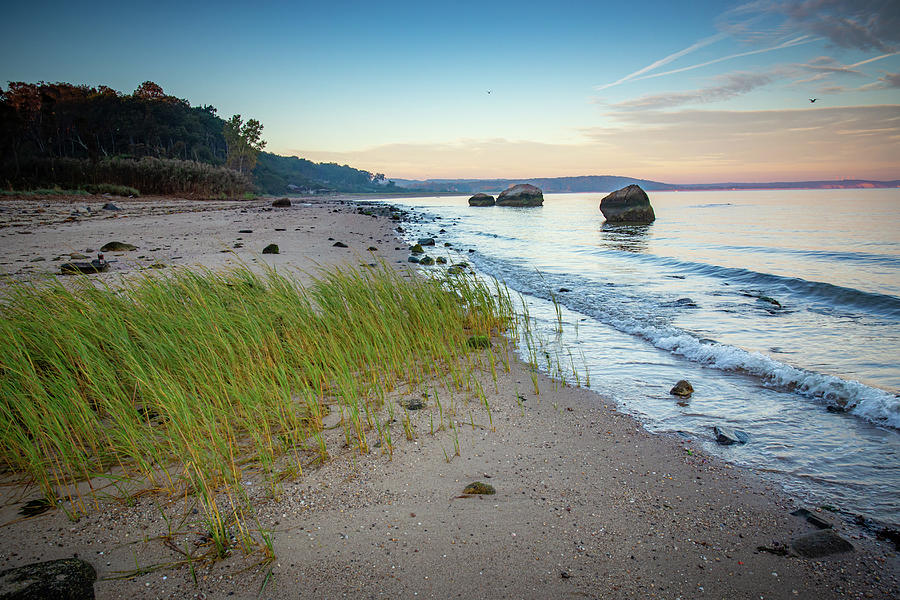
xmin=0 ymin=262 xmax=514 ymax=558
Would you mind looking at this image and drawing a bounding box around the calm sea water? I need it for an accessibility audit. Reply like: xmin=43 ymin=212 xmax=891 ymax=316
xmin=378 ymin=189 xmax=900 ymax=527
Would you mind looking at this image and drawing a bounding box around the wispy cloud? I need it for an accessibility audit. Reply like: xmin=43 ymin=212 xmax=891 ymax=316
xmin=594 ymin=33 xmax=726 ymax=91
xmin=610 ymin=71 xmax=778 ymax=110
xmin=624 ymin=35 xmax=816 ymax=84
xmin=859 ymin=71 xmax=900 ymax=90
xmin=722 ymin=1 xmax=900 ymax=53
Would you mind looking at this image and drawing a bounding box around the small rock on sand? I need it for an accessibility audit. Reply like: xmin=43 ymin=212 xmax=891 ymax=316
xmin=262 ymin=244 xmax=279 ymax=254
xmin=0 ymin=558 xmax=97 ymax=599
xmin=99 ymin=241 xmax=137 ymax=252
xmin=463 ymin=481 xmax=496 ymax=495
xmin=791 ymin=530 xmax=854 ymax=558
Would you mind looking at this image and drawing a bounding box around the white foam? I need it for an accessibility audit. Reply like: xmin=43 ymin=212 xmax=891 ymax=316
xmin=620 ymin=319 xmax=900 ymax=429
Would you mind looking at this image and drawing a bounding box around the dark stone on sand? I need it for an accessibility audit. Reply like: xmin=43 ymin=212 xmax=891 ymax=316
xmin=262 ymin=244 xmax=279 ymax=254
xmin=409 ymin=244 xmax=425 ymax=254
xmin=333 ymin=241 xmax=348 ymax=248
xmin=713 ymin=426 xmax=749 ymax=445
xmin=467 ymin=335 xmax=491 ymax=349
xmin=0 ymin=558 xmax=97 ymax=599
xmin=463 ymin=481 xmax=496 ymax=495
xmin=558 ymin=288 xmax=571 ymax=292
xmin=101 ymin=202 xmax=119 ymax=211
xmin=272 ymin=198 xmax=292 ymax=207
xmin=367 ymin=246 xmax=378 ymax=251
xmin=402 ymin=398 xmax=426 ymax=411
xmin=670 ymin=380 xmax=694 ymax=397
xmin=599 ymin=185 xmax=655 ymax=223
xmin=408 ymin=255 xmax=421 ymax=263
xmin=239 ymin=229 xmax=253 ymax=233
xmin=496 ymin=184 xmax=543 ymax=207
xmin=790 ymin=508 xmax=832 ymax=529
xmin=436 ymin=256 xmax=447 ymax=264
xmin=418 ymin=237 xmax=435 ymax=246
xmin=468 ymin=193 xmax=495 ymax=207
xmin=419 ymin=256 xmax=435 ymax=266
xmin=60 ymin=259 xmax=109 ymax=275
xmin=69 ymin=253 xmax=89 ymax=259
xmin=99 ymin=241 xmax=136 ymax=252
xmin=791 ymin=530 xmax=854 ymax=558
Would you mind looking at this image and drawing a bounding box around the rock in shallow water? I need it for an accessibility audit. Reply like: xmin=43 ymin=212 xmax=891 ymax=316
xmin=670 ymin=380 xmax=694 ymax=397
xmin=599 ymin=185 xmax=655 ymax=223
xmin=713 ymin=425 xmax=749 ymax=445
xmin=496 ymin=184 xmax=543 ymax=207
xmin=468 ymin=193 xmax=495 ymax=206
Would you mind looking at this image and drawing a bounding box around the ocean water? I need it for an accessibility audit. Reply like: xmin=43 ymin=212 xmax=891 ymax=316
xmin=378 ymin=189 xmax=900 ymax=527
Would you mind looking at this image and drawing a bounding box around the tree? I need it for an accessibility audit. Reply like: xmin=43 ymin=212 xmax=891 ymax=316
xmin=223 ymin=114 xmax=266 ymax=175
xmin=134 ymin=81 xmax=165 ymax=100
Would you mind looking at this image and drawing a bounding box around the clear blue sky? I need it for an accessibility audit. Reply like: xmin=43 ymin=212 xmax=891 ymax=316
xmin=2 ymin=0 xmax=898 ymax=182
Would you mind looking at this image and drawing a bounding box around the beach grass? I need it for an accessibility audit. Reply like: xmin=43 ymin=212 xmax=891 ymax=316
xmin=0 ymin=262 xmax=513 ymax=554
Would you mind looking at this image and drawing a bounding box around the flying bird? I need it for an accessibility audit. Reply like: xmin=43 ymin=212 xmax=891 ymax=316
xmin=487 ymin=90 xmax=491 ymax=94
xmin=809 ymin=98 xmax=817 ymax=103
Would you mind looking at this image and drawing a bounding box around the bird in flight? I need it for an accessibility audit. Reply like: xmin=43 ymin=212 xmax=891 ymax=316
xmin=487 ymin=90 xmax=491 ymax=94
xmin=809 ymin=98 xmax=817 ymax=103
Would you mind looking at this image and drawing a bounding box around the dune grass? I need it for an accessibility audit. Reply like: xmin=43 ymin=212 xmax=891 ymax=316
xmin=0 ymin=263 xmax=513 ymax=555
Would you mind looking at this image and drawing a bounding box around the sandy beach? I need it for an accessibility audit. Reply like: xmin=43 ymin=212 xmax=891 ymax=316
xmin=0 ymin=196 xmax=897 ymax=600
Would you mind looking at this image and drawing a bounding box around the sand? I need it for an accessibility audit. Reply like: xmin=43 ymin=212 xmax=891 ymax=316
xmin=0 ymin=196 xmax=896 ymax=599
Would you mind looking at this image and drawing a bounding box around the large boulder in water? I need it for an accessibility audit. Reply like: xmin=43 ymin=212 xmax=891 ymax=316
xmin=468 ymin=193 xmax=495 ymax=206
xmin=496 ymin=184 xmax=543 ymax=207
xmin=600 ymin=185 xmax=655 ymax=223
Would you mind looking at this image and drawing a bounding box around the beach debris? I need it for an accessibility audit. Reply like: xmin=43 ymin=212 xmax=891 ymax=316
xmin=0 ymin=558 xmax=97 ymax=599
xmin=418 ymin=237 xmax=435 ymax=246
xmin=409 ymin=244 xmax=425 ymax=254
xmin=262 ymin=244 xmax=279 ymax=254
xmin=333 ymin=241 xmax=348 ymax=248
xmin=18 ymin=498 xmax=53 ymax=517
xmin=272 ymin=198 xmax=292 ymax=207
xmin=790 ymin=530 xmax=854 ymax=558
xmin=712 ymin=425 xmax=749 ymax=445
xmin=496 ymin=183 xmax=543 ymax=207
xmin=877 ymin=527 xmax=900 ymax=550
xmin=670 ymin=380 xmax=694 ymax=397
xmin=99 ymin=241 xmax=136 ymax=252
xmin=599 ymin=184 xmax=655 ymax=223
xmin=401 ymin=397 xmax=425 ymax=410
xmin=468 ymin=193 xmax=495 ymax=206
xmin=101 ymin=202 xmax=120 ymax=211
xmin=790 ymin=508 xmax=832 ymax=529
xmin=60 ymin=254 xmax=109 ymax=275
xmin=467 ymin=335 xmax=491 ymax=349
xmin=462 ymin=481 xmax=496 ymax=495
xmin=756 ymin=542 xmax=790 ymax=556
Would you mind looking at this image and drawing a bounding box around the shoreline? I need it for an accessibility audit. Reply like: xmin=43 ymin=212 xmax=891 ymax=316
xmin=0 ymin=196 xmax=896 ymax=599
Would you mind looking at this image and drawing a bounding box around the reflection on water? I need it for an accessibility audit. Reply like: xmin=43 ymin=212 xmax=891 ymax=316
xmin=600 ymin=222 xmax=653 ymax=253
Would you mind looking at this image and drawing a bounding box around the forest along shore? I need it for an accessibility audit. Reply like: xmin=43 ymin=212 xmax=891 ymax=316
xmin=0 ymin=196 xmax=896 ymax=600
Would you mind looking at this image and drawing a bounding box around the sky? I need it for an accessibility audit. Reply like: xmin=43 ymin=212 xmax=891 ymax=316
xmin=1 ymin=0 xmax=898 ymax=183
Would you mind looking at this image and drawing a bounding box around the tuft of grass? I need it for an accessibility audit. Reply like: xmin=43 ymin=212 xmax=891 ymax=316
xmin=81 ymin=183 xmax=140 ymax=197
xmin=0 ymin=262 xmax=512 ymax=554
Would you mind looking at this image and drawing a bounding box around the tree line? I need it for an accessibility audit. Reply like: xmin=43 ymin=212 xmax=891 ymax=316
xmin=0 ymin=81 xmax=394 ymax=196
